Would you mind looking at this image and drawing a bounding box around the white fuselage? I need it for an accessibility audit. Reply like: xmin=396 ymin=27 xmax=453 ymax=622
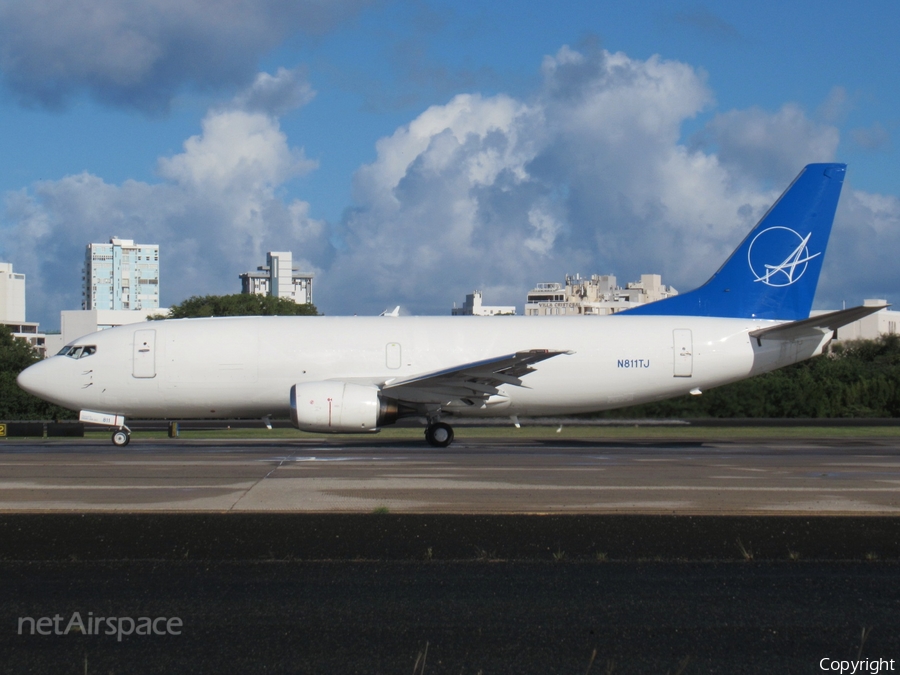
xmin=19 ymin=315 xmax=831 ymax=422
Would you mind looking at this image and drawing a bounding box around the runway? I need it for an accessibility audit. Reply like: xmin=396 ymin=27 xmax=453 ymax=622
xmin=2 ymin=433 xmax=900 ymax=514
xmin=5 ymin=434 xmax=900 ymax=671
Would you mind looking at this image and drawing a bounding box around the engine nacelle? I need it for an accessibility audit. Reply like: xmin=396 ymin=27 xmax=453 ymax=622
xmin=290 ymin=381 xmax=400 ymax=433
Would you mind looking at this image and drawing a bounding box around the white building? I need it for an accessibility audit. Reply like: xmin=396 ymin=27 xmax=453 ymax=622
xmin=452 ymin=291 xmax=516 ymax=316
xmin=812 ymin=299 xmax=899 ymax=341
xmin=44 ymin=308 xmax=169 ymax=357
xmin=1 ymin=262 xmax=26 ymax=323
xmin=83 ymin=238 xmax=160 ymax=311
xmin=0 ymin=262 xmax=46 ymax=355
xmin=239 ymin=252 xmax=314 ymax=305
xmin=525 ymin=274 xmax=678 ymax=316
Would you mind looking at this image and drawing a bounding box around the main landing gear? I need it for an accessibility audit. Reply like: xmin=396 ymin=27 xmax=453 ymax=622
xmin=424 ymin=422 xmax=454 ymax=448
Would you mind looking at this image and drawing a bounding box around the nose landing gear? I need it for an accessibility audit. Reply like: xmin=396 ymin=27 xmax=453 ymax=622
xmin=79 ymin=411 xmax=132 ymax=447
xmin=111 ymin=428 xmax=131 ymax=447
xmin=425 ymin=422 xmax=454 ymax=448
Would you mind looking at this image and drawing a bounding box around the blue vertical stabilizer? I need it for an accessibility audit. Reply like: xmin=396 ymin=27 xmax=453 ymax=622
xmin=622 ymin=163 xmax=846 ymax=320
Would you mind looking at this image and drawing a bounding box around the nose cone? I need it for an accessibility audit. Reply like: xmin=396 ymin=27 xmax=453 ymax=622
xmin=17 ymin=359 xmax=56 ymax=400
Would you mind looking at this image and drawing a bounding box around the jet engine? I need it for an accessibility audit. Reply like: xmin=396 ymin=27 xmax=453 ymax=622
xmin=290 ymin=382 xmax=401 ymax=433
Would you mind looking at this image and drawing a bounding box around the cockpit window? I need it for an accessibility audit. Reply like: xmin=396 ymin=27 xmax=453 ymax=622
xmin=58 ymin=345 xmax=97 ymax=359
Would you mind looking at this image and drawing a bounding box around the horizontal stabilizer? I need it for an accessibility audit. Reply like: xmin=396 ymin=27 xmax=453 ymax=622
xmin=749 ymin=304 xmax=888 ymax=344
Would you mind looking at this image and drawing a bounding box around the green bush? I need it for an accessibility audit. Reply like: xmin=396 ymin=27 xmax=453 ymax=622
xmin=0 ymin=326 xmax=74 ymax=420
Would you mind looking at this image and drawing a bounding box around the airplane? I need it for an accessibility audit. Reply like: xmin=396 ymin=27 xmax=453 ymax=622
xmin=17 ymin=163 xmax=885 ymax=448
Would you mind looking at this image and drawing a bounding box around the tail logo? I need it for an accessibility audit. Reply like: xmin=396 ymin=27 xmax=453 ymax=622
xmin=747 ymin=226 xmax=821 ymax=287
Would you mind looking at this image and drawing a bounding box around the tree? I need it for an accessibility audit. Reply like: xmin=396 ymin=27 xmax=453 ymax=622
xmin=0 ymin=326 xmax=74 ymax=420
xmin=158 ymin=294 xmax=319 ymax=319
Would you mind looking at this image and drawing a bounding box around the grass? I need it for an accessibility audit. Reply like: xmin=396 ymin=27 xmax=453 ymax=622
xmin=736 ymin=537 xmax=754 ymax=561
xmin=473 ymin=546 xmax=498 ymax=561
xmin=412 ymin=642 xmax=429 ymax=675
xmin=47 ymin=423 xmax=900 ymax=443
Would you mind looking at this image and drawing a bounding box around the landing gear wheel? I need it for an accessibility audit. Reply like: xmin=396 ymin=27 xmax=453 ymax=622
xmin=111 ymin=429 xmax=131 ymax=447
xmin=425 ymin=422 xmax=454 ymax=448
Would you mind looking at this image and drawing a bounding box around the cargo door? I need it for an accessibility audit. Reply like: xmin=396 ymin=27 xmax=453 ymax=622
xmin=133 ymin=329 xmax=157 ymax=378
xmin=673 ymin=329 xmax=693 ymax=378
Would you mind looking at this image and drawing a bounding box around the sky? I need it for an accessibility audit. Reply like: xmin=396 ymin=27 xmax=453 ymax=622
xmin=1 ymin=0 xmax=898 ymax=329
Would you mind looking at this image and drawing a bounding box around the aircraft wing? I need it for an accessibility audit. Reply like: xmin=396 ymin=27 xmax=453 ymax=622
xmin=382 ymin=349 xmax=572 ymax=404
xmin=749 ymin=304 xmax=888 ymax=344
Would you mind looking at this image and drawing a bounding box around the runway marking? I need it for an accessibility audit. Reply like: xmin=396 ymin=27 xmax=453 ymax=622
xmin=4 ymin=481 xmax=896 ymax=494
xmin=827 ymin=463 xmax=900 ymax=468
xmin=261 ymin=456 xmax=390 ymax=462
xmin=0 ymin=482 xmax=253 ymax=490
xmin=227 ymin=479 xmax=900 ymax=493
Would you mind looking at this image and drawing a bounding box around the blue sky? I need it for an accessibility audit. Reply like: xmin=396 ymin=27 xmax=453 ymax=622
xmin=1 ymin=0 xmax=897 ymax=328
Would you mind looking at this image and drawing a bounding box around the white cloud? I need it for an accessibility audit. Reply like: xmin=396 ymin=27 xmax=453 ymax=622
xmin=329 ymin=92 xmax=543 ymax=310
xmin=231 ymin=66 xmax=316 ymax=117
xmin=158 ymin=109 xmax=317 ymax=191
xmin=320 ymin=47 xmax=892 ymax=316
xmin=322 ymin=47 xmax=775 ymax=314
xmin=818 ymin=86 xmax=852 ymax=124
xmin=850 ymin=122 xmax=891 ymax=151
xmin=3 ymin=47 xmax=895 ymax=325
xmin=819 ymin=188 xmax=900 ymax=305
xmin=525 ymin=205 xmax=563 ymax=255
xmin=697 ymin=103 xmax=840 ymax=185
xmin=1 ymin=75 xmax=326 ymax=325
xmin=354 ymin=93 xmax=535 ymax=199
xmin=0 ymin=0 xmax=369 ymax=111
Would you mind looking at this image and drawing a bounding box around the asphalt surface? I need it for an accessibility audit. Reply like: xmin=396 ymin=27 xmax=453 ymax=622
xmin=1 ymin=434 xmax=900 ymax=513
xmin=3 ymin=433 xmax=900 ymax=672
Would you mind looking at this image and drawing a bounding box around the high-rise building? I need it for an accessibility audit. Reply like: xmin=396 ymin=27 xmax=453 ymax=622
xmin=83 ymin=238 xmax=159 ymax=311
xmin=0 ymin=262 xmax=46 ymax=355
xmin=0 ymin=262 xmax=26 ymax=323
xmin=239 ymin=252 xmax=313 ymax=304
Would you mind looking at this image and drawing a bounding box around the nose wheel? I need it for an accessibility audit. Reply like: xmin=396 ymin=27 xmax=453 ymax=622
xmin=111 ymin=429 xmax=131 ymax=447
xmin=425 ymin=422 xmax=454 ymax=448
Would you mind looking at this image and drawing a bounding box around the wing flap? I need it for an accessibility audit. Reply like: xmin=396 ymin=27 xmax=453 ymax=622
xmin=383 ymin=349 xmax=572 ymax=404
